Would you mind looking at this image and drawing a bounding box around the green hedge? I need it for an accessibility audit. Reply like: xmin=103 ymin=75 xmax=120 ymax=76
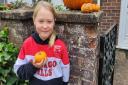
xmin=0 ymin=26 xmax=28 ymax=85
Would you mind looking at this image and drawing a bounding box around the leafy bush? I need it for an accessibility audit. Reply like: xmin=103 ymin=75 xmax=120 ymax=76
xmin=0 ymin=26 xmax=28 ymax=85
xmin=0 ymin=0 xmax=29 ymax=11
xmin=10 ymin=0 xmax=27 ymax=9
xmin=54 ymin=5 xmax=68 ymax=11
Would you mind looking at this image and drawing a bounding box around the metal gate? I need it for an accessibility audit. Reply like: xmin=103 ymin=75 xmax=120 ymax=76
xmin=98 ymin=24 xmax=117 ymax=85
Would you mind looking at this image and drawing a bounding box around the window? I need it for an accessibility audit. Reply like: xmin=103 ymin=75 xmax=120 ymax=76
xmin=5 ymin=0 xmax=32 ymax=5
xmin=0 ymin=0 xmax=7 ymax=3
xmin=93 ymin=0 xmax=100 ymax=5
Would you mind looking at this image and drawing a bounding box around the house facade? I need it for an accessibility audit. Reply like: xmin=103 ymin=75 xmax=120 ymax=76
xmin=100 ymin=0 xmax=128 ymax=50
xmin=99 ymin=1 xmax=128 ymax=85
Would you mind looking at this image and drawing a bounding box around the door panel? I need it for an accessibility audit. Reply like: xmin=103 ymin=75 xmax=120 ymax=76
xmin=117 ymin=0 xmax=128 ymax=49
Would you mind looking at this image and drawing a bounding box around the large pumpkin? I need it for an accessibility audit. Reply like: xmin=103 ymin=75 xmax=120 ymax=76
xmin=63 ymin=0 xmax=93 ymax=10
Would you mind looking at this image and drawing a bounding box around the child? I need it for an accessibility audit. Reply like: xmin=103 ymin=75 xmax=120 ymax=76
xmin=13 ymin=1 xmax=70 ymax=85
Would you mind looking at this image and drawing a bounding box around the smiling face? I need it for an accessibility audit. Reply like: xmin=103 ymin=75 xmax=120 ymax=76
xmin=33 ymin=6 xmax=55 ymax=40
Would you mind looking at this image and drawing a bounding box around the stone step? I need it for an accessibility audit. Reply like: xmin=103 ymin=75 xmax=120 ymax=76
xmin=113 ymin=50 xmax=128 ymax=85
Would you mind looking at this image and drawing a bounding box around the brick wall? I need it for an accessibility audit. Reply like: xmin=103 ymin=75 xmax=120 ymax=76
xmin=100 ymin=0 xmax=121 ymax=31
xmin=0 ymin=10 xmax=103 ymax=85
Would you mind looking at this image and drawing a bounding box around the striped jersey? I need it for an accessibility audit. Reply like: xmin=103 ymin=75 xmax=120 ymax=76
xmin=13 ymin=32 xmax=70 ymax=85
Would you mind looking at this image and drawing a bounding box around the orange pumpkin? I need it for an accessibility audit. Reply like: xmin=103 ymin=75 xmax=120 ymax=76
xmin=93 ymin=4 xmax=100 ymax=12
xmin=81 ymin=3 xmax=100 ymax=13
xmin=81 ymin=3 xmax=93 ymax=13
xmin=34 ymin=51 xmax=47 ymax=63
xmin=63 ymin=0 xmax=93 ymax=10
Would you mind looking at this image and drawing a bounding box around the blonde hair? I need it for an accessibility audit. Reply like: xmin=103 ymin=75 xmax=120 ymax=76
xmin=33 ymin=1 xmax=57 ymax=46
xmin=33 ymin=1 xmax=56 ymax=20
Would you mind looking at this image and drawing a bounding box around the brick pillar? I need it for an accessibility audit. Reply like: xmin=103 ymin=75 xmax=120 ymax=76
xmin=55 ymin=11 xmax=103 ymax=85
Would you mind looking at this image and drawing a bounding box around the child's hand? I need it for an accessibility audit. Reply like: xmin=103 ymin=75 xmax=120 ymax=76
xmin=32 ymin=57 xmax=47 ymax=68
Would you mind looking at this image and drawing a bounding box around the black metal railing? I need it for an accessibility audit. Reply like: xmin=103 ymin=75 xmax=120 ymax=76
xmin=98 ymin=23 xmax=117 ymax=85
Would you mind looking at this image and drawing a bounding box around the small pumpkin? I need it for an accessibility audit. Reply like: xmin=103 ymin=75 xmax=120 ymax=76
xmin=81 ymin=3 xmax=93 ymax=13
xmin=34 ymin=51 xmax=47 ymax=63
xmin=63 ymin=0 xmax=93 ymax=10
xmin=81 ymin=3 xmax=100 ymax=13
xmin=93 ymin=4 xmax=100 ymax=12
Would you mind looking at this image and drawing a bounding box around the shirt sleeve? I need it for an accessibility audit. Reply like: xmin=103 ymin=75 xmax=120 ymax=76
xmin=61 ymin=42 xmax=70 ymax=83
xmin=13 ymin=44 xmax=38 ymax=80
xmin=17 ymin=62 xmax=38 ymax=80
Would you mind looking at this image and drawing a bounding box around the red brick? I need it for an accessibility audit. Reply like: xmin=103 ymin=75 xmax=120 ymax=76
xmin=100 ymin=0 xmax=120 ymax=30
xmin=107 ymin=6 xmax=117 ymax=10
xmin=103 ymin=3 xmax=112 ymax=6
xmin=107 ymin=13 xmax=116 ymax=16
xmin=112 ymin=2 xmax=120 ymax=6
xmin=107 ymin=19 xmax=114 ymax=22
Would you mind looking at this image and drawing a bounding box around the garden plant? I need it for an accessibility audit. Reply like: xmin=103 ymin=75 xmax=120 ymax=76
xmin=0 ymin=26 xmax=28 ymax=85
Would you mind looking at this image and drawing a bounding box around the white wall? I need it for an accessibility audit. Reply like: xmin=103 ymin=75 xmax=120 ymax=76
xmin=6 ymin=0 xmax=64 ymax=6
xmin=7 ymin=0 xmax=32 ymax=4
xmin=51 ymin=0 xmax=64 ymax=6
xmin=0 ymin=0 xmax=6 ymax=3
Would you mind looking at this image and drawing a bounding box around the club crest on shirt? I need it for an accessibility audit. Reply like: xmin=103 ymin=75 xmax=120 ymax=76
xmin=54 ymin=45 xmax=61 ymax=55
